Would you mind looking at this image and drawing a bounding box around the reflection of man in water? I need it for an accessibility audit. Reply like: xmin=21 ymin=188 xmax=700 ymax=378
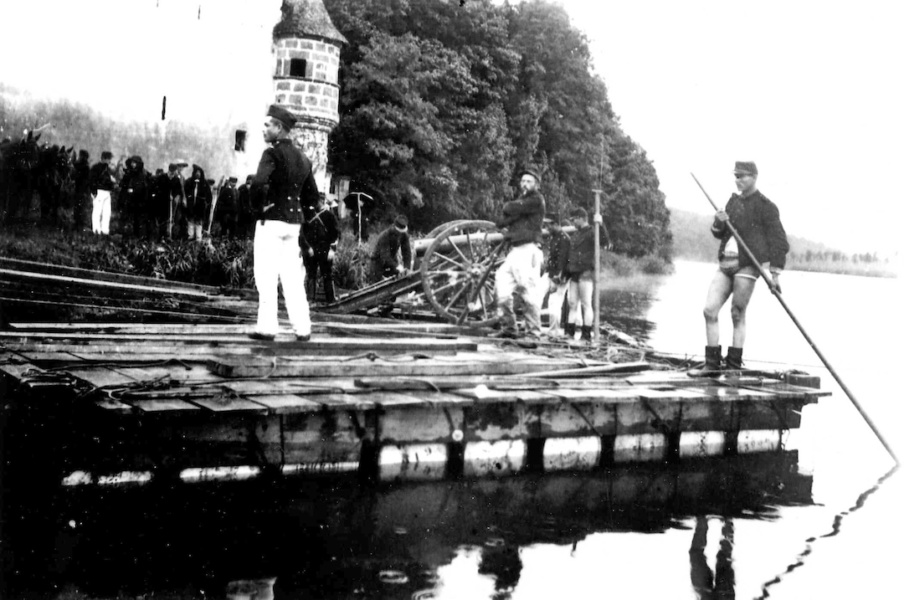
xmin=478 ymin=541 xmax=523 ymax=596
xmin=689 ymin=517 xmax=735 ymax=599
xmin=226 ymin=577 xmax=276 ymax=600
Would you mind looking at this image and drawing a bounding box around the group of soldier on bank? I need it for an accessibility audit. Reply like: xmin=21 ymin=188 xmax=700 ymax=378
xmin=75 ymin=153 xmax=265 ymax=241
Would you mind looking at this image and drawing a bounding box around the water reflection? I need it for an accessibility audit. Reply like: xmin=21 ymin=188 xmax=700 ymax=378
xmin=600 ymin=288 xmax=658 ymax=343
xmin=689 ymin=517 xmax=735 ymax=600
xmin=2 ymin=452 xmax=811 ymax=599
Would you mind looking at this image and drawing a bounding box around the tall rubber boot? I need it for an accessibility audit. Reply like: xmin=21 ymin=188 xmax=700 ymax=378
xmin=725 ymin=346 xmax=744 ymax=370
xmin=580 ymin=325 xmax=593 ymax=342
xmin=701 ymin=345 xmax=722 ymax=376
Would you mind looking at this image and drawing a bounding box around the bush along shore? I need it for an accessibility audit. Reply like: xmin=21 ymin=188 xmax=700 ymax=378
xmin=0 ymin=224 xmax=674 ymax=294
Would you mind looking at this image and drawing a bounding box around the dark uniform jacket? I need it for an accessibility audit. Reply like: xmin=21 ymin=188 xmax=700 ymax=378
xmin=546 ymin=226 xmax=571 ymax=281
xmin=711 ymin=190 xmax=789 ymax=270
xmin=119 ymin=157 xmax=148 ymax=216
xmin=497 ymin=189 xmax=546 ymax=246
xmin=89 ymin=162 xmax=116 ymax=194
xmin=371 ymin=227 xmax=412 ymax=272
xmin=565 ymin=224 xmax=611 ymax=276
xmin=303 ymin=205 xmax=340 ymax=250
xmin=183 ymin=167 xmax=212 ymax=221
xmin=251 ymin=138 xmax=319 ymax=225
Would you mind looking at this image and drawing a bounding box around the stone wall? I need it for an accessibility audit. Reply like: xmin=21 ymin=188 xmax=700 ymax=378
xmin=273 ymin=38 xmax=341 ymax=126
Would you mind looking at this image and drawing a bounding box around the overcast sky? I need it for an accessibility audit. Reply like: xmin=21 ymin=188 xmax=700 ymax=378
xmin=1 ymin=0 xmax=901 ymax=255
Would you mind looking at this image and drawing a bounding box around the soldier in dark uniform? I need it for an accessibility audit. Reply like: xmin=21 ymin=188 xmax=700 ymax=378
xmin=302 ymin=193 xmax=340 ymax=303
xmin=237 ymin=174 xmax=255 ymax=239
xmin=248 ymin=104 xmax=319 ymax=342
xmin=119 ymin=155 xmax=149 ymax=237
xmin=72 ymin=150 xmax=91 ymax=232
xmin=147 ymin=168 xmax=169 ymax=240
xmin=215 ymin=176 xmax=240 ymax=238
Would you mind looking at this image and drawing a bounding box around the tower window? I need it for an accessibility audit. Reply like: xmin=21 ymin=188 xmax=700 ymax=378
xmin=289 ymin=58 xmax=307 ymax=77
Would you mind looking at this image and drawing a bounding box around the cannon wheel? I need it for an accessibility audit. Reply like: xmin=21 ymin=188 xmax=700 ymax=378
xmin=420 ymin=220 xmax=504 ymax=327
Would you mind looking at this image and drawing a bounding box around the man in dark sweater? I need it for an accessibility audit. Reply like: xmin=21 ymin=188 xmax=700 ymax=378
xmin=493 ymin=165 xmax=546 ymax=339
xmin=369 ymin=214 xmax=412 ymax=282
xmin=303 ymin=193 xmax=341 ymax=302
xmin=564 ymin=206 xmax=612 ymax=342
xmin=702 ymin=161 xmax=789 ymax=372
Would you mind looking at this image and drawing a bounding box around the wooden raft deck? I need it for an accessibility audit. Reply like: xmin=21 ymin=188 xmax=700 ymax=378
xmin=0 ymin=321 xmax=830 ymax=486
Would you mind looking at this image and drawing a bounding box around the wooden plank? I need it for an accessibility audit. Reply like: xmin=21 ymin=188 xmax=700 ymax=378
xmin=683 ymin=386 xmax=775 ymax=400
xmin=189 ymin=396 xmax=269 ymax=413
xmin=635 ymin=388 xmax=710 ymax=401
xmin=248 ymin=394 xmax=326 ymax=414
xmin=208 ymin=355 xmax=591 ymax=378
xmin=0 ymin=331 xmax=476 ymax=354
xmin=545 ymin=388 xmax=640 ymax=402
xmin=223 ymin=379 xmax=363 ymax=396
xmin=0 ymin=267 xmax=210 ymax=299
xmin=449 ymin=388 xmax=555 ymax=405
xmin=3 ymin=343 xmax=258 ymax=356
xmin=368 ymin=392 xmax=431 ymax=408
xmin=0 ymin=256 xmax=225 ymax=294
xmin=128 ymin=399 xmax=202 ymax=413
xmin=304 ymin=393 xmax=377 ymax=410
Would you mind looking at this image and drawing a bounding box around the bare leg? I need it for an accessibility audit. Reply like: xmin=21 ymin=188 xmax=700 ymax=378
xmin=729 ymin=276 xmax=757 ymax=348
xmin=703 ymin=271 xmax=733 ymax=346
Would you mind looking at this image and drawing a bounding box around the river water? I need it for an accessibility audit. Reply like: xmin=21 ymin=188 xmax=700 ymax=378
xmin=2 ymin=260 xmax=901 ymax=599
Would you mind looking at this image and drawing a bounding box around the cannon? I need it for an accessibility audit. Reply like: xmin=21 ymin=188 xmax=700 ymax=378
xmin=321 ymin=220 xmax=507 ymax=327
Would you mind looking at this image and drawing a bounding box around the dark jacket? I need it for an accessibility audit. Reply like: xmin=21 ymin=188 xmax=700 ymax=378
xmin=216 ymin=184 xmax=238 ymax=215
xmin=546 ymin=226 xmax=571 ymax=280
xmin=371 ymin=227 xmax=412 ymax=272
xmin=89 ymin=162 xmax=116 ymax=193
xmin=119 ymin=157 xmax=148 ymax=214
xmin=565 ymin=224 xmax=611 ymax=275
xmin=303 ymin=205 xmax=340 ymax=250
xmin=148 ymin=172 xmax=171 ymax=220
xmin=74 ymin=158 xmax=91 ymax=195
xmin=497 ymin=188 xmax=545 ymax=246
xmin=712 ymin=190 xmax=789 ymax=270
xmin=251 ymin=138 xmax=319 ymax=225
xmin=183 ymin=166 xmax=212 ymax=221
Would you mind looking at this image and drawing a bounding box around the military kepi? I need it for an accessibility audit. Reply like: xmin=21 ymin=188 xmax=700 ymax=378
xmin=519 ymin=164 xmax=542 ymax=182
xmin=733 ymin=161 xmax=758 ymax=175
xmin=268 ymin=104 xmax=297 ymax=130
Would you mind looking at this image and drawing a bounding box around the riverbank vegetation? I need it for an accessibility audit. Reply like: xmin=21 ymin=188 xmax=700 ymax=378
xmin=0 ymin=221 xmax=671 ymax=294
xmin=3 ymin=0 xmax=673 ymax=263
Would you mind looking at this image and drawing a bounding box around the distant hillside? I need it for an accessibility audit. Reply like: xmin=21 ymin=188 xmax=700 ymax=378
xmin=670 ymin=208 xmax=838 ymax=261
xmin=669 ymin=208 xmax=897 ymax=277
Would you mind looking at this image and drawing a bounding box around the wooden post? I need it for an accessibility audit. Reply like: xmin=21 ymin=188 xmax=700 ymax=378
xmin=591 ymin=189 xmax=603 ymax=346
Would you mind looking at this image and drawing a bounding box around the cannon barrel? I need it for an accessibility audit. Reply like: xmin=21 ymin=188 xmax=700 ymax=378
xmin=412 ymin=226 xmax=575 ymax=256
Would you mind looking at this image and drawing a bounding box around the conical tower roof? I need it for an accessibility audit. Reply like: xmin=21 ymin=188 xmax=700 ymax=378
xmin=273 ymin=0 xmax=347 ymax=45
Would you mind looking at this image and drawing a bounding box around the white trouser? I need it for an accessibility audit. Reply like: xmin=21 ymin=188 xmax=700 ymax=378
xmin=546 ymin=277 xmax=568 ymax=333
xmin=187 ymin=220 xmax=204 ymax=241
xmin=253 ymin=220 xmax=311 ymax=336
xmin=495 ymin=242 xmax=544 ymax=336
xmin=92 ymin=190 xmax=111 ymax=234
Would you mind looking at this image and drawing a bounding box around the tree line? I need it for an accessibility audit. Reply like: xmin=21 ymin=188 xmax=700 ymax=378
xmin=325 ymin=0 xmax=671 ymax=259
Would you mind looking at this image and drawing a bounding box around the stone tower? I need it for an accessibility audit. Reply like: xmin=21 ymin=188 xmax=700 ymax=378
xmin=272 ymin=0 xmax=347 ymax=195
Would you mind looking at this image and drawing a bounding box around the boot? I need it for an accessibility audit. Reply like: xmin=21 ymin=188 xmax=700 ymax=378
xmin=725 ymin=346 xmax=744 ymax=370
xmin=564 ymin=323 xmax=576 ymax=339
xmin=701 ymin=345 xmax=722 ymax=375
xmin=580 ymin=325 xmax=593 ymax=342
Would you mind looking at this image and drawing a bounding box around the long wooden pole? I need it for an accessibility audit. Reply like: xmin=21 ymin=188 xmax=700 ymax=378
xmin=592 ymin=189 xmax=602 ymax=346
xmin=691 ymin=172 xmax=898 ymax=465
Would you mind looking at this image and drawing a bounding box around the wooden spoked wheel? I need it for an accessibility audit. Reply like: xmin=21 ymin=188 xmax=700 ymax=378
xmin=420 ymin=220 xmax=505 ymax=327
